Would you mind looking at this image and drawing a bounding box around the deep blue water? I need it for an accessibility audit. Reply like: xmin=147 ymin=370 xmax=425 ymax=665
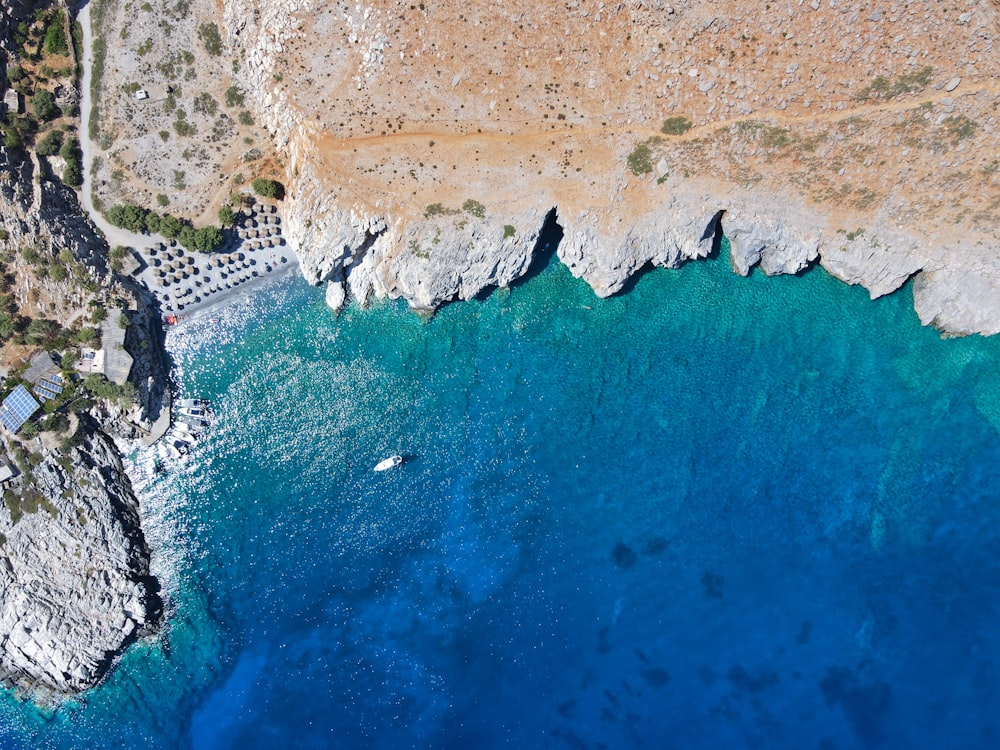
xmin=4 ymin=247 xmax=1000 ymax=749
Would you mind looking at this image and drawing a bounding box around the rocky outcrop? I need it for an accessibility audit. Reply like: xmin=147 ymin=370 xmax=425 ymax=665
xmin=0 ymin=423 xmax=161 ymax=703
xmin=284 ymin=173 xmax=1000 ymax=337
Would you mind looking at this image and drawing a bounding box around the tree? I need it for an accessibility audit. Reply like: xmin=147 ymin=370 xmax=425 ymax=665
xmin=251 ymin=178 xmax=283 ymax=200
xmin=32 ymin=89 xmax=59 ymax=121
xmin=59 ymin=137 xmax=79 ymax=160
xmin=218 ymin=204 xmax=235 ymax=226
xmin=194 ymin=225 xmax=223 ymax=252
xmin=62 ymin=162 xmax=82 ymax=187
xmin=159 ymin=214 xmax=183 ymax=239
xmin=35 ymin=128 xmax=64 ymax=156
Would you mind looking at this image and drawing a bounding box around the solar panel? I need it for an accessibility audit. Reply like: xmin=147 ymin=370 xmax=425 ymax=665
xmin=1 ymin=385 xmax=41 ymax=433
xmin=34 ymin=384 xmax=60 ymax=402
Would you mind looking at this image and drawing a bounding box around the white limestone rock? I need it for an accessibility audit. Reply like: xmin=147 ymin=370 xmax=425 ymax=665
xmin=0 ymin=427 xmax=161 ymax=703
xmin=912 ymin=253 xmax=1000 ymax=336
xmin=725 ymin=207 xmax=820 ymax=277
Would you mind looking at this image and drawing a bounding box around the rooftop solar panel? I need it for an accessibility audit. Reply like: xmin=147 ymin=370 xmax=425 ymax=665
xmin=1 ymin=385 xmax=41 ymax=433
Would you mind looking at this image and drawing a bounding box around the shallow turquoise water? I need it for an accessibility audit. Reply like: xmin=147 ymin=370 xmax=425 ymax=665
xmin=4 ymin=246 xmax=1000 ymax=749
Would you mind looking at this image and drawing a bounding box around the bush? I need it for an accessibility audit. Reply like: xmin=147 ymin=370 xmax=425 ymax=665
xmin=218 ymin=205 xmax=235 ymax=226
xmin=43 ymin=10 xmax=69 ymax=55
xmin=661 ymin=116 xmax=692 ymax=136
xmin=503 ymin=225 xmax=516 ymax=238
xmin=251 ymin=177 xmax=283 ymax=199
xmin=109 ymin=245 xmax=128 ymax=270
xmin=225 ymin=85 xmax=245 ymax=107
xmin=198 ymin=22 xmax=223 ymax=55
xmin=462 ymin=199 xmax=486 ymax=219
xmin=627 ymin=142 xmax=654 ymax=175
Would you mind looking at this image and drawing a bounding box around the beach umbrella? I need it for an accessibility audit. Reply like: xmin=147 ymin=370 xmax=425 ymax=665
xmin=185 ymin=255 xmax=195 ymax=265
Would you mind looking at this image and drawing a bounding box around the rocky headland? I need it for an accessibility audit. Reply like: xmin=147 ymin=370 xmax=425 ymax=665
xmin=0 ymin=421 xmax=161 ymax=702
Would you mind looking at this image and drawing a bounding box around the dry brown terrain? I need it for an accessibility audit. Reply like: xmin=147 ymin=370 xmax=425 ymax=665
xmin=93 ymin=0 xmax=1000 ymax=265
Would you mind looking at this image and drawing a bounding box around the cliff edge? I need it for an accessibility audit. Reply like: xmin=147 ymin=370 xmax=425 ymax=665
xmin=89 ymin=0 xmax=1000 ymax=333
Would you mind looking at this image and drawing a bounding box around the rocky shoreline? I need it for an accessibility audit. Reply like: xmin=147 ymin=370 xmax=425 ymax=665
xmin=0 ymin=422 xmax=162 ymax=702
xmin=288 ymin=175 xmax=1000 ymax=337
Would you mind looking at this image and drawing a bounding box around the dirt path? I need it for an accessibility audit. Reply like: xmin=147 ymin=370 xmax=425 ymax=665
xmin=312 ymin=78 xmax=1000 ymax=155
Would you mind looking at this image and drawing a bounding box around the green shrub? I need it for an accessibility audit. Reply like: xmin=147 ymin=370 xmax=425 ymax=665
xmin=251 ymin=177 xmax=283 ymax=199
xmin=218 ymin=204 xmax=235 ymax=225
xmin=225 ymin=85 xmax=245 ymax=107
xmin=661 ymin=116 xmax=692 ymax=136
xmin=462 ymin=199 xmax=486 ymax=219
xmin=197 ymin=22 xmax=223 ymax=55
xmin=627 ymin=142 xmax=654 ymax=175
xmin=43 ymin=10 xmax=69 ymax=55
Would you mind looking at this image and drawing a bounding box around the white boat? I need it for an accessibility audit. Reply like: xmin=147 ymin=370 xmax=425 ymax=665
xmin=178 ymin=398 xmax=211 ymax=409
xmin=177 ymin=413 xmax=211 ymax=429
xmin=373 ymin=455 xmax=403 ymax=472
xmin=179 ymin=406 xmax=210 ymax=419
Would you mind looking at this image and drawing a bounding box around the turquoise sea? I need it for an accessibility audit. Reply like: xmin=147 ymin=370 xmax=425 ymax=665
xmin=3 ymin=241 xmax=1000 ymax=749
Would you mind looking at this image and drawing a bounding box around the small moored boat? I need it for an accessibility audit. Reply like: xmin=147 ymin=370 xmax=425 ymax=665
xmin=373 ymin=455 xmax=403 ymax=472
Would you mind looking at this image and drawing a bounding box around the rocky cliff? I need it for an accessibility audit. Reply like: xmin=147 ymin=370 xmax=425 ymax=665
xmin=1 ymin=132 xmax=165 ymax=703
xmin=0 ymin=422 xmax=161 ymax=702
xmin=207 ymin=0 xmax=1000 ymax=334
